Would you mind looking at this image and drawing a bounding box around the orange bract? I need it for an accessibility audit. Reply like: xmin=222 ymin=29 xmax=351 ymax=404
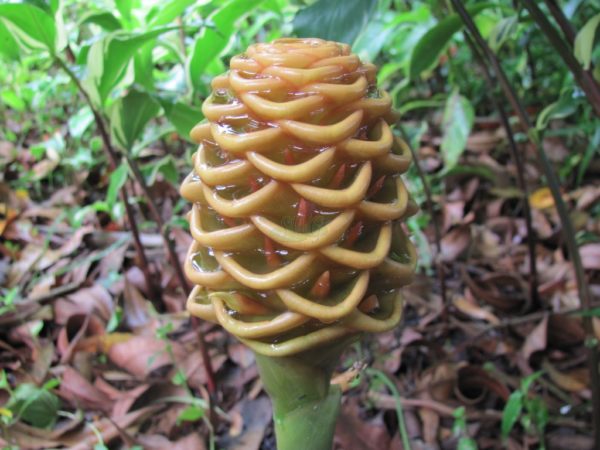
xmin=181 ymin=38 xmax=418 ymax=357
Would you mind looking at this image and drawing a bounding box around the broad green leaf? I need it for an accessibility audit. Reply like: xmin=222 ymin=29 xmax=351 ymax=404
xmin=293 ymin=0 xmax=378 ymax=45
xmin=0 ymin=3 xmax=58 ymax=53
xmin=162 ymin=101 xmax=203 ymax=140
xmin=409 ymin=3 xmax=493 ymax=80
xmin=0 ymin=16 xmax=19 ymax=59
xmin=82 ymin=27 xmax=178 ymax=107
xmin=133 ymin=41 xmax=156 ymax=91
xmin=440 ymin=89 xmax=474 ymax=171
xmin=115 ymin=0 xmax=137 ymax=29
xmin=574 ymin=13 xmax=600 ymax=70
xmin=79 ymin=11 xmax=122 ymax=31
xmin=488 ymin=16 xmax=517 ymax=52
xmin=106 ymin=162 xmax=128 ymax=208
xmin=1 ymin=91 xmax=26 ymax=112
xmin=24 ymin=0 xmax=54 ymax=14
xmin=53 ymin=0 xmax=67 ymax=52
xmin=7 ymin=383 xmax=60 ymax=429
xmin=109 ymin=90 xmax=160 ymax=150
xmin=354 ymin=20 xmax=394 ymax=62
xmin=536 ymin=94 xmax=578 ymax=130
xmin=68 ymin=106 xmax=94 ymax=138
xmin=354 ymin=6 xmax=431 ymax=62
xmin=187 ymin=0 xmax=262 ymax=93
xmin=147 ymin=0 xmax=196 ymax=27
xmin=146 ymin=155 xmax=178 ymax=185
xmin=501 ymin=391 xmax=523 ymax=439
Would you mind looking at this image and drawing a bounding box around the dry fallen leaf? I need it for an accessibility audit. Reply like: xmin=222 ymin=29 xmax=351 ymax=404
xmin=453 ymin=295 xmax=500 ymax=325
xmin=108 ymin=335 xmax=185 ymax=378
xmin=520 ymin=316 xmax=548 ymax=363
xmin=59 ymin=366 xmax=112 ymax=413
xmin=542 ymin=359 xmax=589 ymax=394
xmin=440 ymin=225 xmax=471 ymax=262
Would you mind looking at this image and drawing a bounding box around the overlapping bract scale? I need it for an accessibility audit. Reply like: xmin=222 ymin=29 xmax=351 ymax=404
xmin=181 ymin=38 xmax=418 ymax=356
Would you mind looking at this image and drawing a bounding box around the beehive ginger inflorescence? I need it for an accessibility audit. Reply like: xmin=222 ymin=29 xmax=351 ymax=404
xmin=180 ymin=38 xmax=418 ymax=357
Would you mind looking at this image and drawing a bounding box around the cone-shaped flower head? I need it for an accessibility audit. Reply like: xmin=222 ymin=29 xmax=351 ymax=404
xmin=181 ymin=38 xmax=418 ymax=357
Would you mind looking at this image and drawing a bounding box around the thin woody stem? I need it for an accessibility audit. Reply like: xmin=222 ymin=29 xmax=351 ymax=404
xmin=462 ymin=32 xmax=539 ymax=305
xmin=54 ymin=55 xmax=218 ymax=398
xmin=451 ymin=1 xmax=600 ymax=445
xmin=397 ymin=125 xmax=449 ymax=321
xmin=53 ymin=56 xmax=160 ymax=306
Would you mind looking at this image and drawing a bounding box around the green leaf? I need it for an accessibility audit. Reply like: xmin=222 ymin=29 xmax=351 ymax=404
xmin=293 ymin=0 xmax=378 ymax=45
xmin=488 ymin=16 xmax=517 ymax=52
xmin=79 ymin=11 xmax=122 ymax=31
xmin=187 ymin=0 xmax=262 ymax=93
xmin=440 ymin=89 xmax=474 ymax=171
xmin=354 ymin=7 xmax=431 ymax=62
xmin=72 ymin=201 xmax=110 ymax=227
xmin=458 ymin=437 xmax=478 ymax=450
xmin=82 ymin=27 xmax=178 ymax=107
xmin=115 ymin=0 xmax=136 ymax=29
xmin=452 ymin=406 xmax=467 ymax=434
xmin=0 ymin=20 xmax=19 ymax=59
xmin=536 ymin=94 xmax=579 ymax=130
xmin=574 ymin=13 xmax=600 ymax=70
xmin=144 ymin=155 xmax=178 ymax=186
xmin=147 ymin=0 xmax=196 ymax=27
xmin=520 ymin=371 xmax=543 ymax=394
xmin=0 ymin=3 xmax=58 ymax=53
xmin=109 ymin=90 xmax=160 ymax=150
xmin=177 ymin=404 xmax=204 ymax=424
xmin=106 ymin=162 xmax=128 ymax=208
xmin=106 ymin=305 xmax=123 ymax=332
xmin=162 ymin=101 xmax=203 ymax=140
xmin=68 ymin=106 xmax=94 ymax=138
xmin=409 ymin=3 xmax=493 ymax=80
xmin=354 ymin=20 xmax=394 ymax=62
xmin=0 ymin=370 xmax=9 ymax=390
xmin=1 ymin=90 xmax=26 ymax=112
xmin=8 ymin=383 xmax=60 ymax=429
xmin=501 ymin=391 xmax=523 ymax=439
xmin=171 ymin=369 xmax=187 ymax=386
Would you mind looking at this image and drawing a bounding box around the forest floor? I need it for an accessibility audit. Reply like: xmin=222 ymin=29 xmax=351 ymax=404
xmin=1 ymin=117 xmax=599 ymax=450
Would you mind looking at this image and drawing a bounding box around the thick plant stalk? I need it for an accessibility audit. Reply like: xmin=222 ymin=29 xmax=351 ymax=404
xmin=255 ymin=338 xmax=353 ymax=450
xmin=181 ymin=38 xmax=416 ymax=448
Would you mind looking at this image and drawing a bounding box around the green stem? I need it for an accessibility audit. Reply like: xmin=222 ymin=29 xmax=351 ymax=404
xmin=254 ymin=339 xmax=352 ymax=450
